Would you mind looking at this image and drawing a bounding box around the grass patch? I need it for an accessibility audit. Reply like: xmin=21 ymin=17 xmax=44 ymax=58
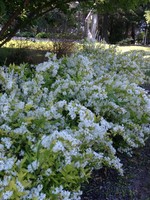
xmin=1 ymin=40 xmax=150 ymax=66
xmin=3 ymin=40 xmax=150 ymax=53
xmin=3 ymin=39 xmax=53 ymax=50
xmin=0 ymin=39 xmax=53 ymax=65
xmin=0 ymin=47 xmax=48 ymax=65
xmin=117 ymin=45 xmax=150 ymax=53
xmin=0 ymin=39 xmax=76 ymax=65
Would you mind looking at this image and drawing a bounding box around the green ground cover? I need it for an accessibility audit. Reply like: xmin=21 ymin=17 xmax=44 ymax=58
xmin=0 ymin=42 xmax=150 ymax=199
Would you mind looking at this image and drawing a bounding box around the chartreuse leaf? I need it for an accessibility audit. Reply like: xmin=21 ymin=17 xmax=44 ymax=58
xmin=24 ymin=117 xmax=35 ymax=124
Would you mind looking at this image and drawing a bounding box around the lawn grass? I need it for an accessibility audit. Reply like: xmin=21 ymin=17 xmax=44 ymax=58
xmin=0 ymin=40 xmax=53 ymax=65
xmin=0 ymin=47 xmax=48 ymax=65
xmin=0 ymin=39 xmax=77 ymax=65
xmin=0 ymin=39 xmax=150 ymax=66
xmin=3 ymin=39 xmax=53 ymax=50
xmin=4 ymin=39 xmax=150 ymax=52
xmin=117 ymin=45 xmax=150 ymax=53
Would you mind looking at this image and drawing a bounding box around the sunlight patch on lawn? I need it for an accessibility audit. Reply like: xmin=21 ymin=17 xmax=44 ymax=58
xmin=118 ymin=45 xmax=150 ymax=53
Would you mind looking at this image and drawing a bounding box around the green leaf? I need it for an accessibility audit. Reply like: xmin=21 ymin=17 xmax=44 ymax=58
xmin=25 ymin=104 xmax=34 ymax=112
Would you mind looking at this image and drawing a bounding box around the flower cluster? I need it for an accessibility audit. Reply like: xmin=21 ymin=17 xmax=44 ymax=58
xmin=0 ymin=43 xmax=149 ymax=199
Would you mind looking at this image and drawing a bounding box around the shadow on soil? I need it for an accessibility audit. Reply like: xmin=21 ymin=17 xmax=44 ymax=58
xmin=81 ymin=137 xmax=150 ymax=200
xmin=0 ymin=47 xmax=48 ymax=65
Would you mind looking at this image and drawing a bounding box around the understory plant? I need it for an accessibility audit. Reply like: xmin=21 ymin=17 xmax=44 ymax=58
xmin=0 ymin=43 xmax=150 ymax=199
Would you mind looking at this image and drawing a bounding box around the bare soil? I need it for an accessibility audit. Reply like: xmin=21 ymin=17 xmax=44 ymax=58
xmin=81 ymin=138 xmax=150 ymax=200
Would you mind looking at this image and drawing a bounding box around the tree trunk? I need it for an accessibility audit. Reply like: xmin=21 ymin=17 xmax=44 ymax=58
xmin=143 ymin=25 xmax=148 ymax=45
xmin=85 ymin=11 xmax=98 ymax=41
xmin=102 ymin=14 xmax=109 ymax=43
xmin=91 ymin=14 xmax=98 ymax=40
xmin=131 ymin=23 xmax=135 ymax=44
xmin=0 ymin=2 xmax=57 ymax=47
xmin=125 ymin=22 xmax=130 ymax=38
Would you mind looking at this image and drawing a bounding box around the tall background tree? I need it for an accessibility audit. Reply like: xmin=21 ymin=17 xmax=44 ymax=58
xmin=145 ymin=10 xmax=150 ymax=23
xmin=95 ymin=0 xmax=150 ymax=43
xmin=0 ymin=0 xmax=150 ymax=46
xmin=0 ymin=0 xmax=91 ymax=47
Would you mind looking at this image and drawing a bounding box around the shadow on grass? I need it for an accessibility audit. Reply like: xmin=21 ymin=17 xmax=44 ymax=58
xmin=0 ymin=47 xmax=48 ymax=66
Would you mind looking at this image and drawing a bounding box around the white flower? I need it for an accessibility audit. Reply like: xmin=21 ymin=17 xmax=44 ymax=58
xmin=23 ymin=185 xmax=45 ymax=200
xmin=3 ymin=105 xmax=10 ymax=113
xmin=0 ymin=160 xmax=5 ymax=171
xmin=2 ymin=191 xmax=13 ymax=200
xmin=52 ymin=141 xmax=65 ymax=152
xmin=0 ymin=124 xmax=11 ymax=132
xmin=71 ymin=190 xmax=82 ymax=200
xmin=41 ymin=135 xmax=51 ymax=149
xmin=0 ymin=144 xmax=4 ymax=150
xmin=0 ymin=158 xmax=15 ymax=171
xmin=45 ymin=168 xmax=52 ymax=176
xmin=13 ymin=124 xmax=28 ymax=135
xmin=36 ymin=61 xmax=52 ymax=72
xmin=27 ymin=160 xmax=39 ymax=173
xmin=6 ymin=79 xmax=13 ymax=90
xmin=52 ymin=185 xmax=63 ymax=194
xmin=0 ymin=176 xmax=11 ymax=187
xmin=1 ymin=137 xmax=12 ymax=149
xmin=15 ymin=101 xmax=25 ymax=109
xmin=113 ymin=125 xmax=124 ymax=132
xmin=127 ymin=89 xmax=133 ymax=94
xmin=16 ymin=179 xmax=24 ymax=192
xmin=37 ymin=184 xmax=43 ymax=192
xmin=100 ymin=118 xmax=112 ymax=130
xmin=57 ymin=100 xmax=67 ymax=108
xmin=39 ymin=193 xmax=46 ymax=200
xmin=45 ymin=52 xmax=51 ymax=58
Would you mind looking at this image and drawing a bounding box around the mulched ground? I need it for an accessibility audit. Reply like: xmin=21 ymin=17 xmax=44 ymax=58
xmin=81 ymin=85 xmax=150 ymax=200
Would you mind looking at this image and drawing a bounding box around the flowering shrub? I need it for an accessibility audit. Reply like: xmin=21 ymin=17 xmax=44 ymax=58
xmin=0 ymin=43 xmax=150 ymax=199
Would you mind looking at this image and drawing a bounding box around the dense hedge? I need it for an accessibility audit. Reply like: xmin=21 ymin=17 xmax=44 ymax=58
xmin=0 ymin=43 xmax=150 ymax=199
